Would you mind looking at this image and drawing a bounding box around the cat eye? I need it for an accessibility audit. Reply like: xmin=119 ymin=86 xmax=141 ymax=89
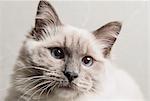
xmin=82 ymin=56 xmax=93 ymax=67
xmin=50 ymin=47 xmax=65 ymax=59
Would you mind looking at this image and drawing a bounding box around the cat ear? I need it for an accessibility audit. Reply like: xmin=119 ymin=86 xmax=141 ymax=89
xmin=93 ymin=21 xmax=122 ymax=58
xmin=29 ymin=0 xmax=62 ymax=40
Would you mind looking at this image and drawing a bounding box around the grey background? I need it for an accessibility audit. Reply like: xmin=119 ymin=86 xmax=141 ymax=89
xmin=0 ymin=0 xmax=149 ymax=101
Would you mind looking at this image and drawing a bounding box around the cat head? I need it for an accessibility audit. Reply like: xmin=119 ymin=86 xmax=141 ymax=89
xmin=14 ymin=0 xmax=121 ymax=100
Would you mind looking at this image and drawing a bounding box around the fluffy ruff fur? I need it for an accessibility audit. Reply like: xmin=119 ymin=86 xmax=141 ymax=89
xmin=5 ymin=0 xmax=144 ymax=101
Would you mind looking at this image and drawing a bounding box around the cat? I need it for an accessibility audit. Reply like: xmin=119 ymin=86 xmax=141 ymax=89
xmin=5 ymin=0 xmax=144 ymax=101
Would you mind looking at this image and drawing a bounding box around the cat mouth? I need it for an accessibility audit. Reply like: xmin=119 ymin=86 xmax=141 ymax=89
xmin=59 ymin=84 xmax=75 ymax=91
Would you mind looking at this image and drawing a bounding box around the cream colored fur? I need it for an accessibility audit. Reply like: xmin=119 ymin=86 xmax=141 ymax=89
xmin=5 ymin=0 xmax=145 ymax=101
xmin=25 ymin=25 xmax=144 ymax=101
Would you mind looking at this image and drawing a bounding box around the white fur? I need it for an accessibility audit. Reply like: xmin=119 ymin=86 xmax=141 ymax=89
xmin=43 ymin=64 xmax=144 ymax=101
xmin=45 ymin=64 xmax=144 ymax=101
xmin=25 ymin=26 xmax=144 ymax=101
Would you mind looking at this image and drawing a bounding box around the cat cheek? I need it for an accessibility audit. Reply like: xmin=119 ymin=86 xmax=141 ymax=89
xmin=84 ymin=75 xmax=91 ymax=81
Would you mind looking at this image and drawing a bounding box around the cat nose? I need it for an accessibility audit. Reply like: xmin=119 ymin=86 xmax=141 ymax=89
xmin=63 ymin=71 xmax=78 ymax=82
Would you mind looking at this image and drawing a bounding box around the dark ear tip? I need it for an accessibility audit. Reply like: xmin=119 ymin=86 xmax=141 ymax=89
xmin=38 ymin=0 xmax=49 ymax=6
xmin=105 ymin=21 xmax=122 ymax=33
xmin=108 ymin=21 xmax=122 ymax=29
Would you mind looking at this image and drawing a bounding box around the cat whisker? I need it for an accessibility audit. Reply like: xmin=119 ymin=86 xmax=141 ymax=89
xmin=37 ymin=80 xmax=56 ymax=101
xmin=17 ymin=80 xmax=51 ymax=101
xmin=72 ymin=82 xmax=89 ymax=92
xmin=46 ymin=81 xmax=59 ymax=98
xmin=26 ymin=84 xmax=49 ymax=101
xmin=72 ymin=82 xmax=81 ymax=91
xmin=15 ymin=75 xmax=46 ymax=81
xmin=46 ymin=82 xmax=55 ymax=97
xmin=17 ymin=77 xmax=45 ymax=92
xmin=89 ymin=87 xmax=96 ymax=93
xmin=14 ymin=75 xmax=47 ymax=87
xmin=14 ymin=66 xmax=51 ymax=73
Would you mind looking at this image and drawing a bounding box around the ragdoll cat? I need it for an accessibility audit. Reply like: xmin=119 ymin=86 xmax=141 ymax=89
xmin=5 ymin=0 xmax=144 ymax=101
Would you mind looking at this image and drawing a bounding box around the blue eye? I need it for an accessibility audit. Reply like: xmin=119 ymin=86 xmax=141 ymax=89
xmin=51 ymin=47 xmax=64 ymax=59
xmin=82 ymin=56 xmax=93 ymax=67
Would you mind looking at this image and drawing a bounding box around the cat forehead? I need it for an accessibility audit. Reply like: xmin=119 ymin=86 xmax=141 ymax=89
xmin=43 ymin=25 xmax=96 ymax=46
xmin=44 ymin=25 xmax=100 ymax=55
xmin=61 ymin=25 xmax=92 ymax=37
xmin=26 ymin=25 xmax=102 ymax=59
xmin=47 ymin=25 xmax=94 ymax=40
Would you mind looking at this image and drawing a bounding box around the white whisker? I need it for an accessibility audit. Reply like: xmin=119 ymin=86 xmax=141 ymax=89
xmin=15 ymin=75 xmax=46 ymax=81
xmin=14 ymin=66 xmax=50 ymax=73
xmin=46 ymin=82 xmax=58 ymax=98
xmin=17 ymin=80 xmax=51 ymax=101
xmin=18 ymin=78 xmax=45 ymax=92
xmin=37 ymin=81 xmax=55 ymax=101
xmin=26 ymin=84 xmax=49 ymax=101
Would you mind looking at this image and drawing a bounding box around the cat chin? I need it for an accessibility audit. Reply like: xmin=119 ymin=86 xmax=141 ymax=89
xmin=54 ymin=88 xmax=78 ymax=99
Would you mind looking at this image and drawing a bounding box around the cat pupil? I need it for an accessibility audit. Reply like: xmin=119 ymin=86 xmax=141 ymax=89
xmin=82 ymin=56 xmax=93 ymax=67
xmin=51 ymin=47 xmax=64 ymax=59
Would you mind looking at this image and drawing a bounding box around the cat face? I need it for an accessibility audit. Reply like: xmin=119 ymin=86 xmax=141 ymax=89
xmin=14 ymin=0 xmax=121 ymax=100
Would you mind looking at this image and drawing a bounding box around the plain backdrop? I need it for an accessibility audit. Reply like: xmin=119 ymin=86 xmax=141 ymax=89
xmin=0 ymin=0 xmax=149 ymax=101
